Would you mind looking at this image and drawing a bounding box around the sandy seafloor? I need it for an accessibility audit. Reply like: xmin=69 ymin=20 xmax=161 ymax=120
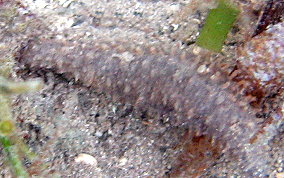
xmin=0 ymin=0 xmax=283 ymax=177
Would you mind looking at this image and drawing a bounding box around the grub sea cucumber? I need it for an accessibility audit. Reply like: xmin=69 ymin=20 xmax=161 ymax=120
xmin=15 ymin=35 xmax=274 ymax=176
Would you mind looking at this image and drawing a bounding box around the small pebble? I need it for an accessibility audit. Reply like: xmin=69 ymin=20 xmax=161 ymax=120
xmin=276 ymin=172 xmax=284 ymax=178
xmin=119 ymin=157 xmax=128 ymax=166
xmin=75 ymin=153 xmax=98 ymax=166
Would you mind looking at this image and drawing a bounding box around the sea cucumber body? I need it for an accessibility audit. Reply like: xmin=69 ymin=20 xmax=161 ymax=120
xmin=16 ymin=38 xmax=269 ymax=175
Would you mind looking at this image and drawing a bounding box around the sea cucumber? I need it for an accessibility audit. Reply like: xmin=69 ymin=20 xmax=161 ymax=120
xmin=14 ymin=32 xmax=280 ymax=176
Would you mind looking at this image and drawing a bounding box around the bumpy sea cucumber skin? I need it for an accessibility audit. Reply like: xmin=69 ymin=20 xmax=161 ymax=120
xmin=16 ymin=38 xmax=271 ymax=175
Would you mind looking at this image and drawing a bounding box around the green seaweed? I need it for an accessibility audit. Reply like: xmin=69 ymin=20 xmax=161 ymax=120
xmin=0 ymin=2 xmax=47 ymax=177
xmin=0 ymin=120 xmax=14 ymax=135
xmin=196 ymin=0 xmax=240 ymax=52
xmin=0 ymin=136 xmax=29 ymax=178
xmin=0 ymin=79 xmax=42 ymax=177
xmin=0 ymin=76 xmax=43 ymax=95
xmin=0 ymin=47 xmax=42 ymax=177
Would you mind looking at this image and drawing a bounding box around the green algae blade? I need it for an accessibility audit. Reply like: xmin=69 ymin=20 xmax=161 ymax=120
xmin=0 ymin=136 xmax=29 ymax=178
xmin=196 ymin=0 xmax=240 ymax=52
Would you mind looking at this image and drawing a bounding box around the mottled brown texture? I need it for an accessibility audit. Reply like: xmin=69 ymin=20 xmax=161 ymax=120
xmin=239 ymin=22 xmax=284 ymax=88
xmin=237 ymin=22 xmax=284 ymax=107
xmin=232 ymin=22 xmax=284 ymax=149
xmin=170 ymin=133 xmax=224 ymax=177
xmin=253 ymin=0 xmax=284 ymax=37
